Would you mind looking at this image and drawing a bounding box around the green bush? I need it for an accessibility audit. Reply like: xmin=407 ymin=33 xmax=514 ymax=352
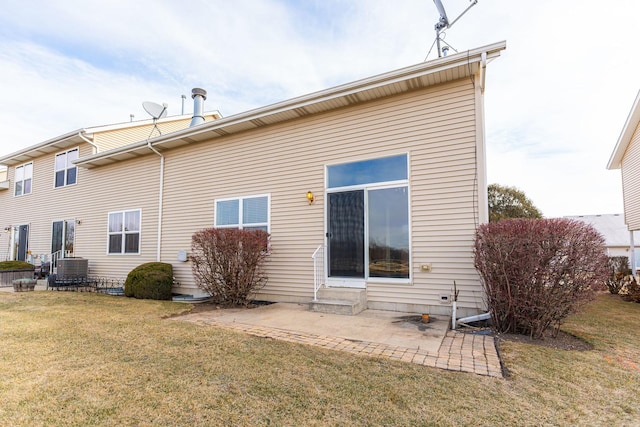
xmin=0 ymin=261 xmax=34 ymax=271
xmin=124 ymin=262 xmax=173 ymax=300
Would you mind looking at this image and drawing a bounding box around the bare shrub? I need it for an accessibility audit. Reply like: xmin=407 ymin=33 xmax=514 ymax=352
xmin=619 ymin=275 xmax=640 ymax=303
xmin=190 ymin=228 xmax=269 ymax=305
xmin=607 ymin=256 xmax=632 ymax=294
xmin=474 ymin=218 xmax=609 ymax=339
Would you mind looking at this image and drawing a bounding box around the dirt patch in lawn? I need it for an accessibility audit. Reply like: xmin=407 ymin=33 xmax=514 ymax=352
xmin=494 ymin=329 xmax=593 ymax=351
xmin=179 ymin=300 xmax=274 ymax=314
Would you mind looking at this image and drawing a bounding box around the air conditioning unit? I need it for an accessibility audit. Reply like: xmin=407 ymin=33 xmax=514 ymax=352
xmin=57 ymin=258 xmax=88 ymax=279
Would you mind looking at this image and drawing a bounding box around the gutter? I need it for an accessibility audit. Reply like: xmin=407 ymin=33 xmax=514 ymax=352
xmin=480 ymin=51 xmax=487 ymax=93
xmin=78 ymin=131 xmax=98 ymax=154
xmin=147 ymin=141 xmax=164 ymax=263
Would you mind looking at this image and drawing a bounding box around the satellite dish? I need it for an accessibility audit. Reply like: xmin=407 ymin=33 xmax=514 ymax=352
xmin=142 ymin=101 xmax=168 ymax=120
xmin=434 ymin=0 xmax=449 ymax=30
xmin=430 ymin=0 xmax=478 ymax=58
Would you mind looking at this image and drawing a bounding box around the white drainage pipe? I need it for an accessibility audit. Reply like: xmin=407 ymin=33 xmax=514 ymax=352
xmin=456 ymin=312 xmax=491 ymax=326
xmin=451 ymin=301 xmax=457 ymax=330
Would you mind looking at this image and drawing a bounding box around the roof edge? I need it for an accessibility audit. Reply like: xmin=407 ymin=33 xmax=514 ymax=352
xmin=77 ymin=41 xmax=506 ymax=168
xmin=0 ymin=111 xmax=222 ymax=166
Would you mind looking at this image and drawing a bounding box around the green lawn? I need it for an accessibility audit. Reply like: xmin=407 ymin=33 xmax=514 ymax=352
xmin=0 ymin=292 xmax=638 ymax=426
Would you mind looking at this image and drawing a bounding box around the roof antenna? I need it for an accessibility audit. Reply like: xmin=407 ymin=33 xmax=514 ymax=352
xmin=429 ymin=0 xmax=478 ymax=59
xmin=142 ymin=101 xmax=168 ymax=137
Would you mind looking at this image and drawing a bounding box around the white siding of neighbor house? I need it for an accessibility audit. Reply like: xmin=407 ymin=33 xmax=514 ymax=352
xmin=622 ymin=121 xmax=640 ymax=230
xmin=155 ymin=77 xmax=484 ymax=314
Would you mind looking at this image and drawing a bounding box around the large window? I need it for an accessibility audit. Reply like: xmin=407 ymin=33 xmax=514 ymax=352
xmin=327 ymin=153 xmax=408 ymax=188
xmin=368 ymin=187 xmax=410 ymax=278
xmin=55 ymin=148 xmax=79 ymax=188
xmin=327 ymin=154 xmax=410 ymax=280
xmin=108 ymin=209 xmax=141 ymax=254
xmin=14 ymin=163 xmax=33 ymax=196
xmin=215 ymin=194 xmax=270 ymax=231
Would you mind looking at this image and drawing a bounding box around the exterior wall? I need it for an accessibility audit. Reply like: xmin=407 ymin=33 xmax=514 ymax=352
xmin=0 ymin=78 xmax=485 ymax=315
xmin=0 ymin=142 xmax=96 ymax=262
xmin=67 ymin=155 xmax=161 ymax=278
xmin=157 ymin=78 xmax=483 ymax=314
xmin=94 ymin=115 xmax=219 ymax=152
xmin=621 ymin=121 xmax=640 ymax=230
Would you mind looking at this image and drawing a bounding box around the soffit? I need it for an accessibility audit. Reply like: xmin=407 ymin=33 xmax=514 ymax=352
xmin=0 ymin=131 xmax=85 ymax=167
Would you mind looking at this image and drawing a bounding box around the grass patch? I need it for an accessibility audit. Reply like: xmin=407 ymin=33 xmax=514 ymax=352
xmin=0 ymin=292 xmax=638 ymax=425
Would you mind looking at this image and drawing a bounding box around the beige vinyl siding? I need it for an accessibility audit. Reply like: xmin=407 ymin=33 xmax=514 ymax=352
xmin=0 ymin=75 xmax=485 ymax=313
xmin=159 ymin=78 xmax=483 ymax=311
xmin=0 ymin=141 xmax=160 ymax=275
xmin=0 ymin=143 xmax=95 ymax=261
xmin=68 ymin=155 xmax=161 ymax=278
xmin=622 ymin=121 xmax=640 ymax=230
xmin=93 ymin=114 xmax=219 ymax=152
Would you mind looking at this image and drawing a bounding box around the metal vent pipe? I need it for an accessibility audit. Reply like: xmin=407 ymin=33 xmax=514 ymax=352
xmin=189 ymin=88 xmax=207 ymax=127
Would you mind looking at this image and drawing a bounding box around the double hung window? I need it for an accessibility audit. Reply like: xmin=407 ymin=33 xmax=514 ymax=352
xmin=55 ymin=148 xmax=78 ymax=187
xmin=14 ymin=163 xmax=33 ymax=196
xmin=108 ymin=209 xmax=141 ymax=254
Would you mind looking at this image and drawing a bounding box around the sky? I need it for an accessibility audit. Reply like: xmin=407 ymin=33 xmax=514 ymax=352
xmin=0 ymin=0 xmax=638 ymax=218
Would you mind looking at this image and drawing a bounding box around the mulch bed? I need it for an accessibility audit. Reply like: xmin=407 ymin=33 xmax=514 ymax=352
xmin=494 ymin=329 xmax=593 ymax=351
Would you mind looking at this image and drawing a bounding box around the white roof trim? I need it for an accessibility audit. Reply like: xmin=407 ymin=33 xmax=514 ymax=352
xmin=608 ymin=89 xmax=640 ymax=170
xmin=0 ymin=111 xmax=221 ymax=167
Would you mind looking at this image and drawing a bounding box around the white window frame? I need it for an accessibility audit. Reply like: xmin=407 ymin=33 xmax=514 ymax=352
xmin=107 ymin=209 xmax=141 ymax=255
xmin=14 ymin=162 xmax=33 ymax=196
xmin=214 ymin=194 xmax=271 ymax=232
xmin=54 ymin=147 xmax=79 ymax=188
xmin=325 ymin=153 xmax=412 ymax=284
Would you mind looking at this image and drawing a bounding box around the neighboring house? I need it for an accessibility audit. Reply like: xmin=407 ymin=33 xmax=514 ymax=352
xmin=0 ymin=110 xmax=221 ymax=264
xmin=608 ymin=90 xmax=640 ymax=245
xmin=0 ymin=167 xmax=7 ymax=191
xmin=565 ymin=214 xmax=640 ymax=269
xmin=0 ymin=41 xmax=506 ymax=317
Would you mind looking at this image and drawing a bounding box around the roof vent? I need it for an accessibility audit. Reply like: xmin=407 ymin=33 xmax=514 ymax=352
xmin=189 ymin=88 xmax=207 ymax=127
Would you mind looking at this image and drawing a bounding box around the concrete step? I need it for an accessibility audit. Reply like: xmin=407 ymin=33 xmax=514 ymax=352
xmin=310 ymin=288 xmax=367 ymax=315
xmin=309 ymin=299 xmax=363 ymax=316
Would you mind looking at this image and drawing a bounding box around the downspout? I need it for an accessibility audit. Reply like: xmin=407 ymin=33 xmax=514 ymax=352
xmin=480 ymin=51 xmax=487 ymax=93
xmin=453 ymin=54 xmax=491 ymax=330
xmin=78 ymin=131 xmax=98 ymax=155
xmin=474 ymin=53 xmax=489 ymax=224
xmin=147 ymin=141 xmax=164 ymax=262
xmin=631 ymin=231 xmax=637 ymax=279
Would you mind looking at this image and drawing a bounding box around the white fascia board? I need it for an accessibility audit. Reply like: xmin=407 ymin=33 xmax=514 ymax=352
xmin=608 ymin=89 xmax=640 ymax=170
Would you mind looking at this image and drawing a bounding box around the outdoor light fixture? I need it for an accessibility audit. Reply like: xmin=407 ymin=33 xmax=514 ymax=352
xmin=3 ymin=227 xmax=11 ymax=232
xmin=76 ymin=219 xmax=82 ymax=225
xmin=306 ymin=191 xmax=314 ymax=204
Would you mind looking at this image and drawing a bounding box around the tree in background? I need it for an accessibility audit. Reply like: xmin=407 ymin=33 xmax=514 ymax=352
xmin=488 ymin=183 xmax=543 ymax=222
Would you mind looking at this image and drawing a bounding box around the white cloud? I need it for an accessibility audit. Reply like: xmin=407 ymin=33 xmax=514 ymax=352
xmin=0 ymin=0 xmax=638 ymax=217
